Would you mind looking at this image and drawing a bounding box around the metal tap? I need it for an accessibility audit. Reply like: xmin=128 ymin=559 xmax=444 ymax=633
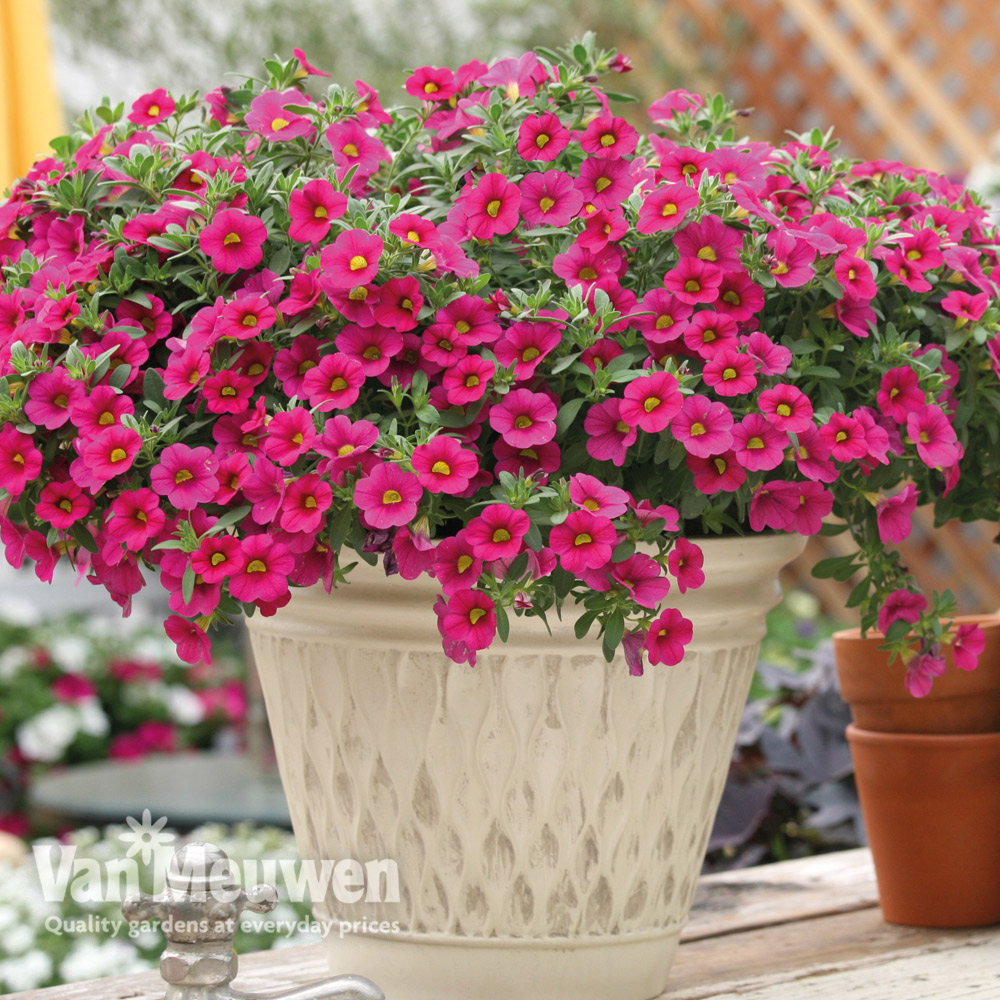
xmin=123 ymin=841 xmax=384 ymax=1000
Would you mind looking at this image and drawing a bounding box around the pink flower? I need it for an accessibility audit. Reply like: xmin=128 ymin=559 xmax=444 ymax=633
xmin=766 ymin=230 xmax=816 ymax=287
xmin=68 ymin=387 xmax=134 ymax=434
xmin=569 ymin=473 xmax=630 ymax=517
xmin=749 ymin=480 xmax=799 ymax=532
xmin=612 ymin=553 xmax=671 ymax=607
xmin=877 ymin=589 xmax=927 ymax=635
xmin=550 ymin=509 xmax=617 ymax=574
xmin=834 ymin=254 xmax=877 ymax=300
xmin=280 ymin=474 xmax=333 ymax=534
xmin=759 ymin=383 xmax=813 ymax=433
xmin=905 ymin=649 xmax=946 ymax=698
xmin=519 ymin=170 xmax=583 ymax=227
xmin=0 ymin=425 xmax=42 ymax=497
xmin=128 ymin=88 xmax=175 ymax=125
xmin=325 ymin=120 xmax=390 ymax=183
xmin=877 ymin=367 xmax=925 ymax=423
xmin=787 ymin=481 xmax=834 ymax=535
xmin=245 ymin=89 xmax=314 ymax=141
xmin=53 ymin=674 xmax=98 ymax=703
xmin=636 ymin=183 xmax=699 ymax=234
xmin=229 ymin=535 xmax=295 ymax=604
xmin=302 ymin=353 xmax=366 ymax=411
xmin=36 ymin=481 xmax=92 ymax=528
xmin=581 ymin=115 xmax=638 ymax=159
xmin=818 ymin=412 xmax=868 ymax=462
xmin=575 ymin=156 xmax=634 ymax=210
xmin=150 ymin=444 xmax=220 ymax=510
xmin=405 ymin=65 xmax=457 ymax=101
xmin=442 ymin=355 xmax=494 ymax=405
xmin=702 ymin=348 xmax=758 ymax=397
xmin=648 ymin=89 xmax=703 ymax=121
xmin=440 ymin=589 xmax=497 ymax=651
xmin=463 ymin=173 xmax=521 ymax=239
xmin=164 ymin=615 xmax=212 ymax=665
xmin=77 ymin=426 xmax=142 ymax=485
xmin=619 ymin=371 xmax=683 ymax=432
xmin=517 ymin=113 xmax=571 ymax=161
xmin=675 ymin=214 xmax=743 ymax=269
xmin=493 ymin=320 xmax=563 ymax=380
xmin=191 ymin=535 xmax=245 ymax=583
xmin=731 ymin=413 xmax=788 ymax=472
xmin=663 ymin=257 xmax=723 ymax=305
xmin=875 ymin=484 xmax=918 ymax=544
xmin=465 ymin=504 xmax=530 ymax=561
xmin=906 ymin=405 xmax=961 ymax=468
xmin=263 ymin=408 xmax=317 ymax=466
xmin=316 ymin=415 xmax=379 ymax=484
xmin=106 ymin=489 xmax=165 ymax=550
xmin=584 ymin=398 xmax=636 ymax=466
xmin=686 ymin=451 xmax=746 ymax=494
xmin=672 ymin=395 xmax=734 ymax=458
xmin=636 ymin=288 xmax=692 ymax=344
xmin=374 ymin=277 xmax=423 ymax=332
xmin=24 ymin=371 xmax=85 ymax=429
xmin=952 ymin=623 xmax=985 ymax=672
xmin=243 ymin=459 xmax=285 ymax=524
xmin=489 ymin=388 xmax=557 ymax=448
xmin=668 ymin=538 xmax=705 ymax=594
xmin=320 ymin=229 xmax=384 ymax=289
xmin=199 ymin=209 xmax=268 ymax=274
xmin=412 ymin=436 xmax=479 ymax=495
xmin=940 ymin=289 xmax=988 ymax=322
xmin=433 ymin=532 xmax=483 ymax=595
xmin=644 ymin=607 xmax=693 ymax=666
xmin=201 ymin=370 xmax=254 ymax=414
xmin=354 ymin=462 xmax=422 ymax=529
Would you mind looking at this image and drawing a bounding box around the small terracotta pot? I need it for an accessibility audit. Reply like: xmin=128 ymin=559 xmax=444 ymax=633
xmin=847 ymin=725 xmax=1000 ymax=927
xmin=833 ymin=615 xmax=1000 ymax=734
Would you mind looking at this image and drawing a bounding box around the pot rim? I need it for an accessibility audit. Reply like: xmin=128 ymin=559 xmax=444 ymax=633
xmin=846 ymin=723 xmax=1000 ymax=747
xmin=832 ymin=614 xmax=1000 ymax=645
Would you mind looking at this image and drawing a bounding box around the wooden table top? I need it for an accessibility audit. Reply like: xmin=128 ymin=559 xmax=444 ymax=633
xmin=10 ymin=848 xmax=1000 ymax=1000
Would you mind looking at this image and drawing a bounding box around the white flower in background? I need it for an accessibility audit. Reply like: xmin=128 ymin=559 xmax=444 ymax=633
xmin=58 ymin=938 xmax=145 ymax=982
xmin=0 ymin=950 xmax=54 ymax=992
xmin=77 ymin=699 xmax=110 ymax=738
xmin=133 ymin=634 xmax=180 ymax=663
xmin=165 ymin=685 xmax=205 ymax=725
xmin=16 ymin=705 xmax=81 ymax=762
xmin=1 ymin=923 xmax=35 ymax=955
xmin=48 ymin=635 xmax=92 ymax=673
xmin=0 ymin=645 xmax=30 ymax=679
xmin=0 ymin=596 xmax=43 ymax=627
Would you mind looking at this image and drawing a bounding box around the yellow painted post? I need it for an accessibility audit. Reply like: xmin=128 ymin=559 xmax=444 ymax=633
xmin=0 ymin=0 xmax=64 ymax=188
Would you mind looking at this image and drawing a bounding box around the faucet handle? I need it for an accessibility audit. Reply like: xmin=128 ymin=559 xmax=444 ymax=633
xmin=244 ymin=882 xmax=279 ymax=914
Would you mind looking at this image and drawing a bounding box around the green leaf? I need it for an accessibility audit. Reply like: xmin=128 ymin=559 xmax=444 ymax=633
xmin=71 ymin=522 xmax=98 ymax=554
xmin=182 ymin=564 xmax=196 ymax=605
xmin=846 ymin=575 xmax=871 ymax=609
xmin=495 ymin=601 xmax=510 ymax=643
xmin=109 ymin=364 xmax=132 ymax=389
xmin=811 ymin=555 xmax=859 ymax=581
xmin=205 ymin=505 xmax=251 ymax=535
xmin=144 ymin=368 xmax=167 ymax=411
xmin=574 ymin=610 xmax=598 ymax=640
xmin=602 ymin=611 xmax=625 ymax=661
xmin=555 ymin=397 xmax=585 ymax=436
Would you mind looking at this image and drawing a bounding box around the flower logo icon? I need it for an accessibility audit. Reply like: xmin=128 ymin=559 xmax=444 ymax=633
xmin=118 ymin=809 xmax=174 ymax=865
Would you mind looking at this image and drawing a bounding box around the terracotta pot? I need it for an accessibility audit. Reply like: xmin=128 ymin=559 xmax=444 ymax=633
xmin=832 ymin=615 xmax=1000 ymax=734
xmin=247 ymin=533 xmax=805 ymax=1000
xmin=847 ymin=724 xmax=1000 ymax=927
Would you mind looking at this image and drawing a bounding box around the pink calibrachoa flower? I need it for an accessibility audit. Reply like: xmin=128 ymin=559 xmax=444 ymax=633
xmin=581 ymin=116 xmax=638 ymax=159
xmin=877 ymin=367 xmax=925 ymax=423
xmin=24 ymin=371 xmax=84 ymax=429
xmin=105 ymin=489 xmax=165 ymax=551
xmin=648 ymin=88 xmax=703 ymax=121
xmin=877 ymin=589 xmax=928 ymax=635
xmin=644 ymin=607 xmax=693 ymax=666
xmin=549 ymin=509 xmax=617 ymax=574
xmin=375 ymin=277 xmax=423 ymax=332
xmin=128 ymin=88 xmax=175 ymax=125
xmin=412 ymin=436 xmax=479 ymax=494
xmin=191 ymin=535 xmax=246 ymax=584
xmin=150 ymin=444 xmax=220 ymax=510
xmin=335 ymin=324 xmax=402 ymax=377
xmin=952 ymin=623 xmax=985 ymax=672
xmin=354 ymin=462 xmax=422 ymax=529
xmin=787 ymin=481 xmax=834 ymax=535
xmin=68 ymin=387 xmax=134 ymax=434
xmin=703 ymin=348 xmax=758 ymax=397
xmin=320 ymin=229 xmax=384 ymax=289
xmin=672 ymin=395 xmax=734 ymax=458
xmin=569 ymin=472 xmax=630 ymax=517
xmin=906 ymin=404 xmax=961 ymax=469
xmin=517 ymin=113 xmax=571 ymax=161
xmin=611 ymin=553 xmax=670 ymax=608
xmin=441 ymin=589 xmax=497 ymax=651
xmin=245 ymin=89 xmax=314 ymax=141
xmin=302 ymin=353 xmax=366 ymax=411
xmin=281 ymin=474 xmax=333 ymax=534
xmin=229 ymin=535 xmax=295 ymax=605
xmin=78 ymin=425 xmax=142 ymax=486
xmin=243 ymin=459 xmax=285 ymax=524
xmin=442 ymin=355 xmax=494 ymax=405
xmin=263 ymin=408 xmax=317 ymax=466
xmin=52 ymin=674 xmax=98 ymax=703
xmin=875 ymin=483 xmax=919 ymax=544
xmin=683 ymin=310 xmax=739 ymax=359
xmin=433 ymin=532 xmax=483 ymax=595
xmin=686 ymin=451 xmax=746 ymax=494
xmin=199 ymin=209 xmax=268 ymax=274
xmin=940 ymin=289 xmax=989 ymax=323
xmin=0 ymin=425 xmax=43 ymax=496
xmin=405 ymin=65 xmax=457 ymax=101
xmin=289 ymin=179 xmax=348 ymax=243
xmin=489 ymin=388 xmax=557 ymax=448
xmin=619 ymin=371 xmax=683 ymax=432
xmin=663 ymin=258 xmax=723 ymax=305
xmin=905 ymin=649 xmax=947 ymax=698
xmin=584 ymin=398 xmax=637 ymax=467
xmin=636 ymin=288 xmax=692 ymax=343
xmin=766 ymin=230 xmax=816 ymax=287
xmin=201 ymin=370 xmax=254 ymax=414
xmin=465 ymin=504 xmax=530 ymax=561
xmin=668 ymin=538 xmax=705 ymax=594
xmin=758 ymin=383 xmax=813 ymax=433
xmin=463 ymin=173 xmax=521 ymax=239
xmin=818 ymin=412 xmax=868 ymax=462
xmin=731 ymin=413 xmax=788 ymax=472
xmin=636 ymin=183 xmax=700 ymax=234
xmin=36 ymin=481 xmax=92 ymax=528
xmin=164 ymin=615 xmax=212 ymax=665
xmin=749 ymin=480 xmax=800 ymax=532
xmin=325 ymin=120 xmax=391 ymax=182
xmin=520 ymin=170 xmax=583 ymax=227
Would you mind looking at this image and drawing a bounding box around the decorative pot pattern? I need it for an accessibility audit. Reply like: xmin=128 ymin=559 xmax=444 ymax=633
xmin=248 ymin=533 xmax=805 ymax=1000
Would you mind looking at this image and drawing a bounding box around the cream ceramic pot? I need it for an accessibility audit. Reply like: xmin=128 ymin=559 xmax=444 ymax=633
xmin=247 ymin=532 xmax=805 ymax=1000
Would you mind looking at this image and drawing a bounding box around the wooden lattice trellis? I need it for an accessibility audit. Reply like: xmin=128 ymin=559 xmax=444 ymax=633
xmin=631 ymin=0 xmax=1000 ymax=173
xmin=782 ymin=511 xmax=1000 ymax=620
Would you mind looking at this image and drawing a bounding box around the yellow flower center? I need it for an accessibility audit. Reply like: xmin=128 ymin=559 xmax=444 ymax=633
xmin=713 ymin=457 xmax=727 ymax=474
xmin=211 ymin=552 xmax=227 ymax=566
xmin=457 ymin=554 xmax=474 ymax=573
xmin=600 ymin=134 xmax=615 ymax=147
xmin=424 ymin=82 xmax=440 ymax=94
xmin=58 ymin=498 xmax=73 ymax=513
xmin=522 ymin=347 xmax=541 ymax=362
xmin=343 ymin=143 xmax=359 ymax=158
xmin=574 ymin=533 xmax=593 ymax=546
xmin=337 ymin=444 xmax=356 ymax=456
xmin=465 ymin=375 xmax=480 ymax=387
xmin=221 ymin=386 xmax=237 ymax=396
xmin=382 ymin=489 xmax=402 ymax=504
xmin=329 ymin=377 xmax=348 ymax=393
xmin=539 ymin=197 xmax=555 ymax=212
xmin=697 ymin=246 xmax=717 ymax=261
xmin=469 ymin=607 xmax=487 ymax=624
xmin=110 ymin=448 xmax=127 ymax=462
xmin=513 ymin=415 xmax=533 ymax=429
xmin=148 ymin=104 xmax=160 ymax=117
xmin=690 ymin=422 xmax=706 ymax=436
xmin=722 ymin=291 xmax=740 ymax=305
xmin=314 ymin=206 xmax=328 ymax=219
xmin=583 ymin=498 xmax=600 ymax=511
xmin=175 ymin=469 xmax=194 ymax=483
xmin=595 ymin=177 xmax=612 ymax=192
xmin=304 ymin=496 xmax=317 ymax=508
xmin=455 ymin=321 xmax=471 ymax=334
xmin=643 ymin=397 xmax=661 ymax=412
xmin=247 ymin=559 xmax=267 ymax=573
xmin=835 ymin=431 xmax=848 ymax=443
xmin=536 ymin=133 xmax=550 ymax=148
xmin=772 ymin=262 xmax=789 ymax=275
xmin=580 ymin=267 xmax=598 ymax=280
xmin=98 ymin=411 xmax=115 ymax=425
xmin=349 ymin=255 xmax=368 ymax=271
xmin=406 ymin=230 xmax=420 ymax=242
xmin=431 ymin=460 xmax=452 ymax=475
xmin=223 ymin=232 xmax=241 ymax=246
xmin=776 ymin=403 xmax=792 ymax=416
xmin=747 ymin=436 xmax=764 ymax=449
xmin=722 ymin=367 xmax=737 ymax=381
xmin=486 ymin=199 xmax=502 ymax=218
xmin=655 ymin=316 xmax=673 ymax=329
xmin=661 ymin=202 xmax=678 ymax=217
xmin=684 ymin=279 xmax=701 ymax=292
xmin=362 ymin=346 xmax=381 ymax=360
xmin=271 ymin=117 xmax=290 ymax=131
xmin=492 ymin=528 xmax=511 ymax=543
